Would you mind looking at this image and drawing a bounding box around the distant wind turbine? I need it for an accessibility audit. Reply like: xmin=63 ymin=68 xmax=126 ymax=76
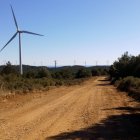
xmin=54 ymin=60 xmax=57 ymax=69
xmin=0 ymin=5 xmax=43 ymax=75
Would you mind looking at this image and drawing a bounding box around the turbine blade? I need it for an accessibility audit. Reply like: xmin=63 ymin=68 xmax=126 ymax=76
xmin=21 ymin=30 xmax=43 ymax=36
xmin=0 ymin=32 xmax=18 ymax=52
xmin=10 ymin=5 xmax=18 ymax=30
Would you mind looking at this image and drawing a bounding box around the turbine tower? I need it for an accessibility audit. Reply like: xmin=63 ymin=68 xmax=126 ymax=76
xmin=0 ymin=5 xmax=43 ymax=75
xmin=54 ymin=60 xmax=57 ymax=69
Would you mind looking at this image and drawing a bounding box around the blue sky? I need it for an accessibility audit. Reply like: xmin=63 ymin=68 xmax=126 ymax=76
xmin=0 ymin=0 xmax=140 ymax=66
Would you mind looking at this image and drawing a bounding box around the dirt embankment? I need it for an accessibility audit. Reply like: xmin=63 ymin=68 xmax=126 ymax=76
xmin=0 ymin=77 xmax=140 ymax=140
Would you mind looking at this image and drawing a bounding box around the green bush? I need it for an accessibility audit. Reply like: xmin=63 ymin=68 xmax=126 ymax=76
xmin=91 ymin=69 xmax=100 ymax=76
xmin=116 ymin=76 xmax=140 ymax=101
xmin=109 ymin=52 xmax=140 ymax=79
xmin=52 ymin=69 xmax=74 ymax=79
xmin=117 ymin=76 xmax=140 ymax=91
xmin=25 ymin=70 xmax=37 ymax=78
xmin=76 ymin=68 xmax=92 ymax=78
xmin=36 ymin=68 xmax=51 ymax=78
xmin=1 ymin=61 xmax=18 ymax=75
xmin=54 ymin=79 xmax=64 ymax=86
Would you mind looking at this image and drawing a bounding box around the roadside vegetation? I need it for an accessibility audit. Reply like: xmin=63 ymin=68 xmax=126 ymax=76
xmin=0 ymin=62 xmax=108 ymax=95
xmin=109 ymin=52 xmax=140 ymax=101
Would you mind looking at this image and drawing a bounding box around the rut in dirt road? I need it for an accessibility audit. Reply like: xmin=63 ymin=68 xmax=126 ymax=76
xmin=0 ymin=77 xmax=140 ymax=140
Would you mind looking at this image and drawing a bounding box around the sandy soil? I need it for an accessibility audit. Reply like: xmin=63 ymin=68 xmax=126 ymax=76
xmin=0 ymin=77 xmax=140 ymax=140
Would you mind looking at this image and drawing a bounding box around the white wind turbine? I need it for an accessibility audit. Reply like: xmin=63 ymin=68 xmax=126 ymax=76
xmin=0 ymin=5 xmax=43 ymax=75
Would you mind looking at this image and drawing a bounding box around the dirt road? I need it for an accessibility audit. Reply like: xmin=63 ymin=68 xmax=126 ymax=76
xmin=0 ymin=77 xmax=140 ymax=140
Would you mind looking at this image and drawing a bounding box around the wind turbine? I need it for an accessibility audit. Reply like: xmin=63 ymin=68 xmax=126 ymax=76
xmin=54 ymin=60 xmax=57 ymax=69
xmin=0 ymin=5 xmax=43 ymax=75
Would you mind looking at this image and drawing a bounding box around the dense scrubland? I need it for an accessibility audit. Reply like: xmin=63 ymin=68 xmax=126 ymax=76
xmin=109 ymin=52 xmax=140 ymax=101
xmin=0 ymin=62 xmax=108 ymax=94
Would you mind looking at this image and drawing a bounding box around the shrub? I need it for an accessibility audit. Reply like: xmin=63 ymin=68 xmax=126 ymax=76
xmin=25 ymin=70 xmax=37 ymax=78
xmin=117 ymin=76 xmax=140 ymax=91
xmin=54 ymin=79 xmax=64 ymax=86
xmin=91 ymin=69 xmax=100 ymax=76
xmin=1 ymin=61 xmax=18 ymax=75
xmin=36 ymin=68 xmax=51 ymax=78
xmin=52 ymin=69 xmax=74 ymax=79
xmin=76 ymin=68 xmax=92 ymax=78
xmin=116 ymin=76 xmax=140 ymax=101
xmin=109 ymin=52 xmax=140 ymax=79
